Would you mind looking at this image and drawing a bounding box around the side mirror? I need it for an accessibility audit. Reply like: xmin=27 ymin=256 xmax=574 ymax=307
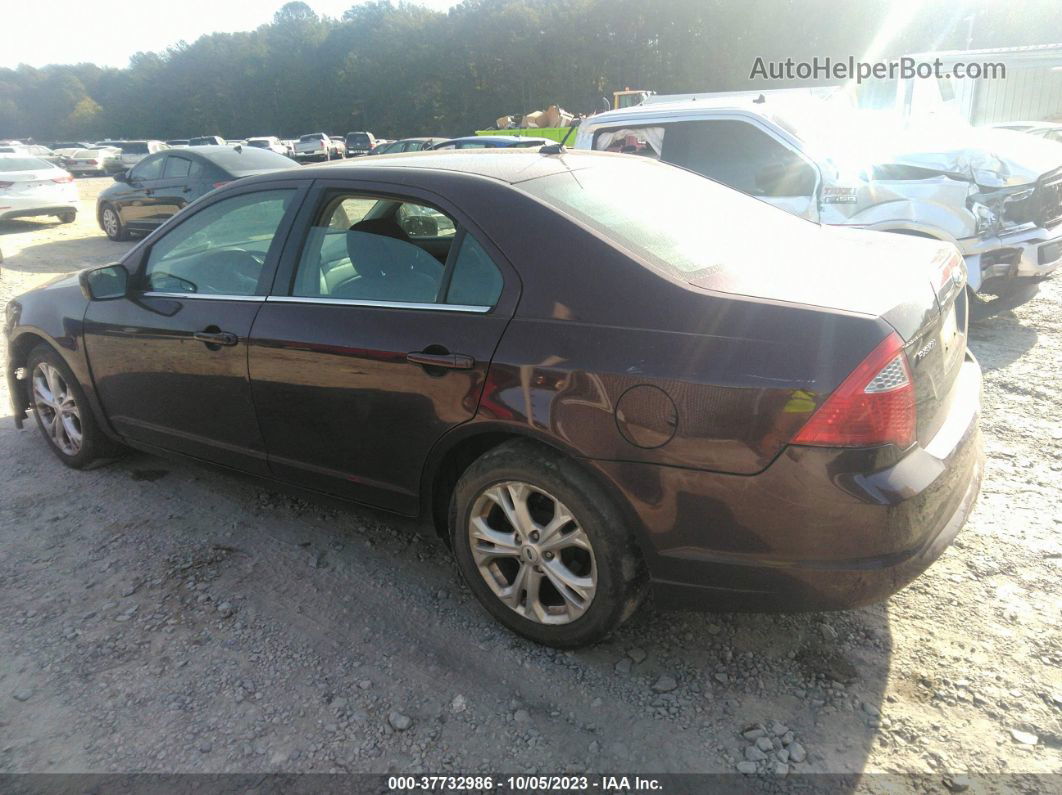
xmin=79 ymin=263 xmax=129 ymax=301
xmin=113 ymin=171 xmax=129 ymax=183
xmin=402 ymin=214 xmax=439 ymax=237
xmin=756 ymin=161 xmax=817 ymax=197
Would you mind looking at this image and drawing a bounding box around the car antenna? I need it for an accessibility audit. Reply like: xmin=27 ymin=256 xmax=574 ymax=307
xmin=540 ymin=124 xmax=576 ymax=155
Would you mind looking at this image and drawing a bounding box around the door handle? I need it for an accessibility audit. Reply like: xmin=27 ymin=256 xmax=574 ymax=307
xmin=406 ymin=351 xmax=474 ymax=369
xmin=194 ymin=330 xmax=238 ymax=347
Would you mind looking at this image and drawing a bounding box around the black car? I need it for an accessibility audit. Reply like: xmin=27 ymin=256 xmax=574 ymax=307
xmin=369 ymin=137 xmax=446 ymax=155
xmin=96 ymin=145 xmax=297 ymax=241
xmin=344 ymin=131 xmax=376 ymax=157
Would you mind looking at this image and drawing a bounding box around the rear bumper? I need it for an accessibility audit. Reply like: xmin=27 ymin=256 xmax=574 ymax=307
xmin=0 ymin=199 xmax=79 ymax=221
xmin=591 ymin=354 xmax=984 ymax=611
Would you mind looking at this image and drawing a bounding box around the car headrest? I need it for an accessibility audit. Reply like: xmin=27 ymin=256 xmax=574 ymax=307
xmin=347 ymin=217 xmax=412 ymax=279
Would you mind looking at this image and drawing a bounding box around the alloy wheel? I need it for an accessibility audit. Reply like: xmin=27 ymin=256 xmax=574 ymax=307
xmin=468 ymin=481 xmax=596 ymax=624
xmin=32 ymin=362 xmax=83 ymax=456
xmin=102 ymin=208 xmax=118 ymax=238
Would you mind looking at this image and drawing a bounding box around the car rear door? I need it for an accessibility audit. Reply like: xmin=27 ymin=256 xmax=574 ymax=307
xmin=83 ymin=179 xmax=309 ymax=473
xmin=247 ymin=179 xmax=518 ymax=513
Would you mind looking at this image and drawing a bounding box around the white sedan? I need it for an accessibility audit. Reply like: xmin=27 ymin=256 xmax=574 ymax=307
xmin=0 ymin=155 xmax=79 ymax=224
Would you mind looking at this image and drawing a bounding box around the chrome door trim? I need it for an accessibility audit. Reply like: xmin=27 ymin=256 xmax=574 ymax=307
xmin=264 ymin=295 xmax=492 ymax=313
xmin=141 ymin=292 xmax=267 ymax=302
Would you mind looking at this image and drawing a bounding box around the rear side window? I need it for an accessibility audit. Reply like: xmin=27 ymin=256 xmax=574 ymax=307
xmin=163 ymin=156 xmax=192 ymax=179
xmin=660 ymin=120 xmax=817 ymax=197
xmin=291 ymin=194 xmax=445 ymax=303
xmin=289 ymin=192 xmax=502 ymax=309
xmin=445 ymin=234 xmax=503 ymax=307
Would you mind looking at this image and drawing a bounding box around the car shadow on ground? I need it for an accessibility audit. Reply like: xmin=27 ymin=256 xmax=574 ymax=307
xmin=0 ymin=414 xmax=889 ymax=780
xmin=0 ymin=218 xmax=69 ymax=236
xmin=967 ymin=312 xmax=1039 ymax=372
xmin=0 ymin=226 xmax=134 ymax=274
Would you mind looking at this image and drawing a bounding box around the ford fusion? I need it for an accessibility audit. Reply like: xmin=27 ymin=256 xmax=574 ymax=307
xmin=4 ymin=151 xmax=983 ymax=647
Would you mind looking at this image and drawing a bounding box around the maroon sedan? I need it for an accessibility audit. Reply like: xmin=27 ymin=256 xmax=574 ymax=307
xmin=5 ymin=150 xmax=983 ymax=647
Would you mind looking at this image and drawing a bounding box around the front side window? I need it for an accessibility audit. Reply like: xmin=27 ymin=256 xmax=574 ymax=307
xmin=130 ymin=154 xmax=165 ymax=181
xmin=144 ymin=189 xmax=294 ymax=296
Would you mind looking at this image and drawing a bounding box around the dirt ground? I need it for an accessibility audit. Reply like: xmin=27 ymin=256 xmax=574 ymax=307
xmin=0 ymin=178 xmax=1059 ymax=786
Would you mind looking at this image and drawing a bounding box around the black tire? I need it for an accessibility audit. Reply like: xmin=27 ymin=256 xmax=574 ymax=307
xmin=100 ymin=204 xmax=129 ymax=241
xmin=450 ymin=439 xmax=647 ymax=648
xmin=57 ymin=210 xmax=76 ymax=224
xmin=25 ymin=344 xmax=121 ymax=469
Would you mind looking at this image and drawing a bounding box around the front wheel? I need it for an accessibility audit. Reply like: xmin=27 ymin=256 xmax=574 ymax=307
xmin=57 ymin=210 xmax=76 ymax=224
xmin=450 ymin=440 xmax=647 ymax=648
xmin=100 ymin=204 xmax=129 ymax=241
xmin=26 ymin=345 xmax=121 ymax=468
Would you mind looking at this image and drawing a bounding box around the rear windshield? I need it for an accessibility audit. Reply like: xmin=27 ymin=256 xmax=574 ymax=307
xmin=0 ymin=157 xmax=52 ymax=172
xmin=73 ymin=149 xmax=103 ymax=158
xmin=520 ymin=160 xmax=806 ymax=276
xmin=346 ymin=133 xmax=371 ymax=146
xmin=299 ymin=134 xmax=324 ymax=142
xmin=118 ymin=142 xmax=149 ymax=154
xmin=247 ymin=139 xmax=270 ymax=148
xmin=207 ymin=147 xmax=296 ymax=174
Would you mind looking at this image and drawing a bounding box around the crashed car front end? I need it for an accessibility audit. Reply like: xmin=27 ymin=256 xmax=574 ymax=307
xmin=965 ymin=166 xmax=1062 ymax=294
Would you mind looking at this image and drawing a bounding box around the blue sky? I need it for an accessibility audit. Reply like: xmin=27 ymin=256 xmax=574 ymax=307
xmin=3 ymin=0 xmax=460 ymax=69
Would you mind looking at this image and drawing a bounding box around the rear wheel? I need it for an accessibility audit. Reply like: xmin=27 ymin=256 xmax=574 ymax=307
xmin=450 ymin=440 xmax=647 ymax=647
xmin=57 ymin=210 xmax=76 ymax=224
xmin=26 ymin=345 xmax=121 ymax=468
xmin=100 ymin=204 xmax=129 ymax=241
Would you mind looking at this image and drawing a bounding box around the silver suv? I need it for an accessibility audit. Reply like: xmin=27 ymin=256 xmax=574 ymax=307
xmin=576 ymin=91 xmax=1062 ymax=317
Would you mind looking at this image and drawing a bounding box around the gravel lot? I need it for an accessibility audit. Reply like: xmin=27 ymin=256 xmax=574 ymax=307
xmin=0 ymin=177 xmax=1059 ymax=783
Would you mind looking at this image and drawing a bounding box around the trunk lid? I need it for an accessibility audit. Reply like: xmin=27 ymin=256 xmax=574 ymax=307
xmin=685 ymin=224 xmax=966 ymax=448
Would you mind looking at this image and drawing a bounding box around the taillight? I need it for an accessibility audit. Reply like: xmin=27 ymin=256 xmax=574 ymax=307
xmin=52 ymin=174 xmax=73 ymax=183
xmin=792 ymin=332 xmax=915 ymax=449
xmin=930 ymin=248 xmax=965 ymax=297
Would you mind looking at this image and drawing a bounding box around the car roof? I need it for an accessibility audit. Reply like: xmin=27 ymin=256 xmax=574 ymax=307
xmin=445 ymin=135 xmax=551 ymax=144
xmin=268 ymin=148 xmax=622 ymax=185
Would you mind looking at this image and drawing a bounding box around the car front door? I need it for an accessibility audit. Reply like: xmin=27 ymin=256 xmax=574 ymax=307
xmin=83 ymin=181 xmax=308 ymax=473
xmin=148 ymin=154 xmax=202 ymax=224
xmin=248 ymin=181 xmax=517 ymax=513
xmin=117 ymin=153 xmax=167 ymax=229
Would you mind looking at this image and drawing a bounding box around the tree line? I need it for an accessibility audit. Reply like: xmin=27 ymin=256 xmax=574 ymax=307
xmin=1 ymin=0 xmax=1059 ymax=141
